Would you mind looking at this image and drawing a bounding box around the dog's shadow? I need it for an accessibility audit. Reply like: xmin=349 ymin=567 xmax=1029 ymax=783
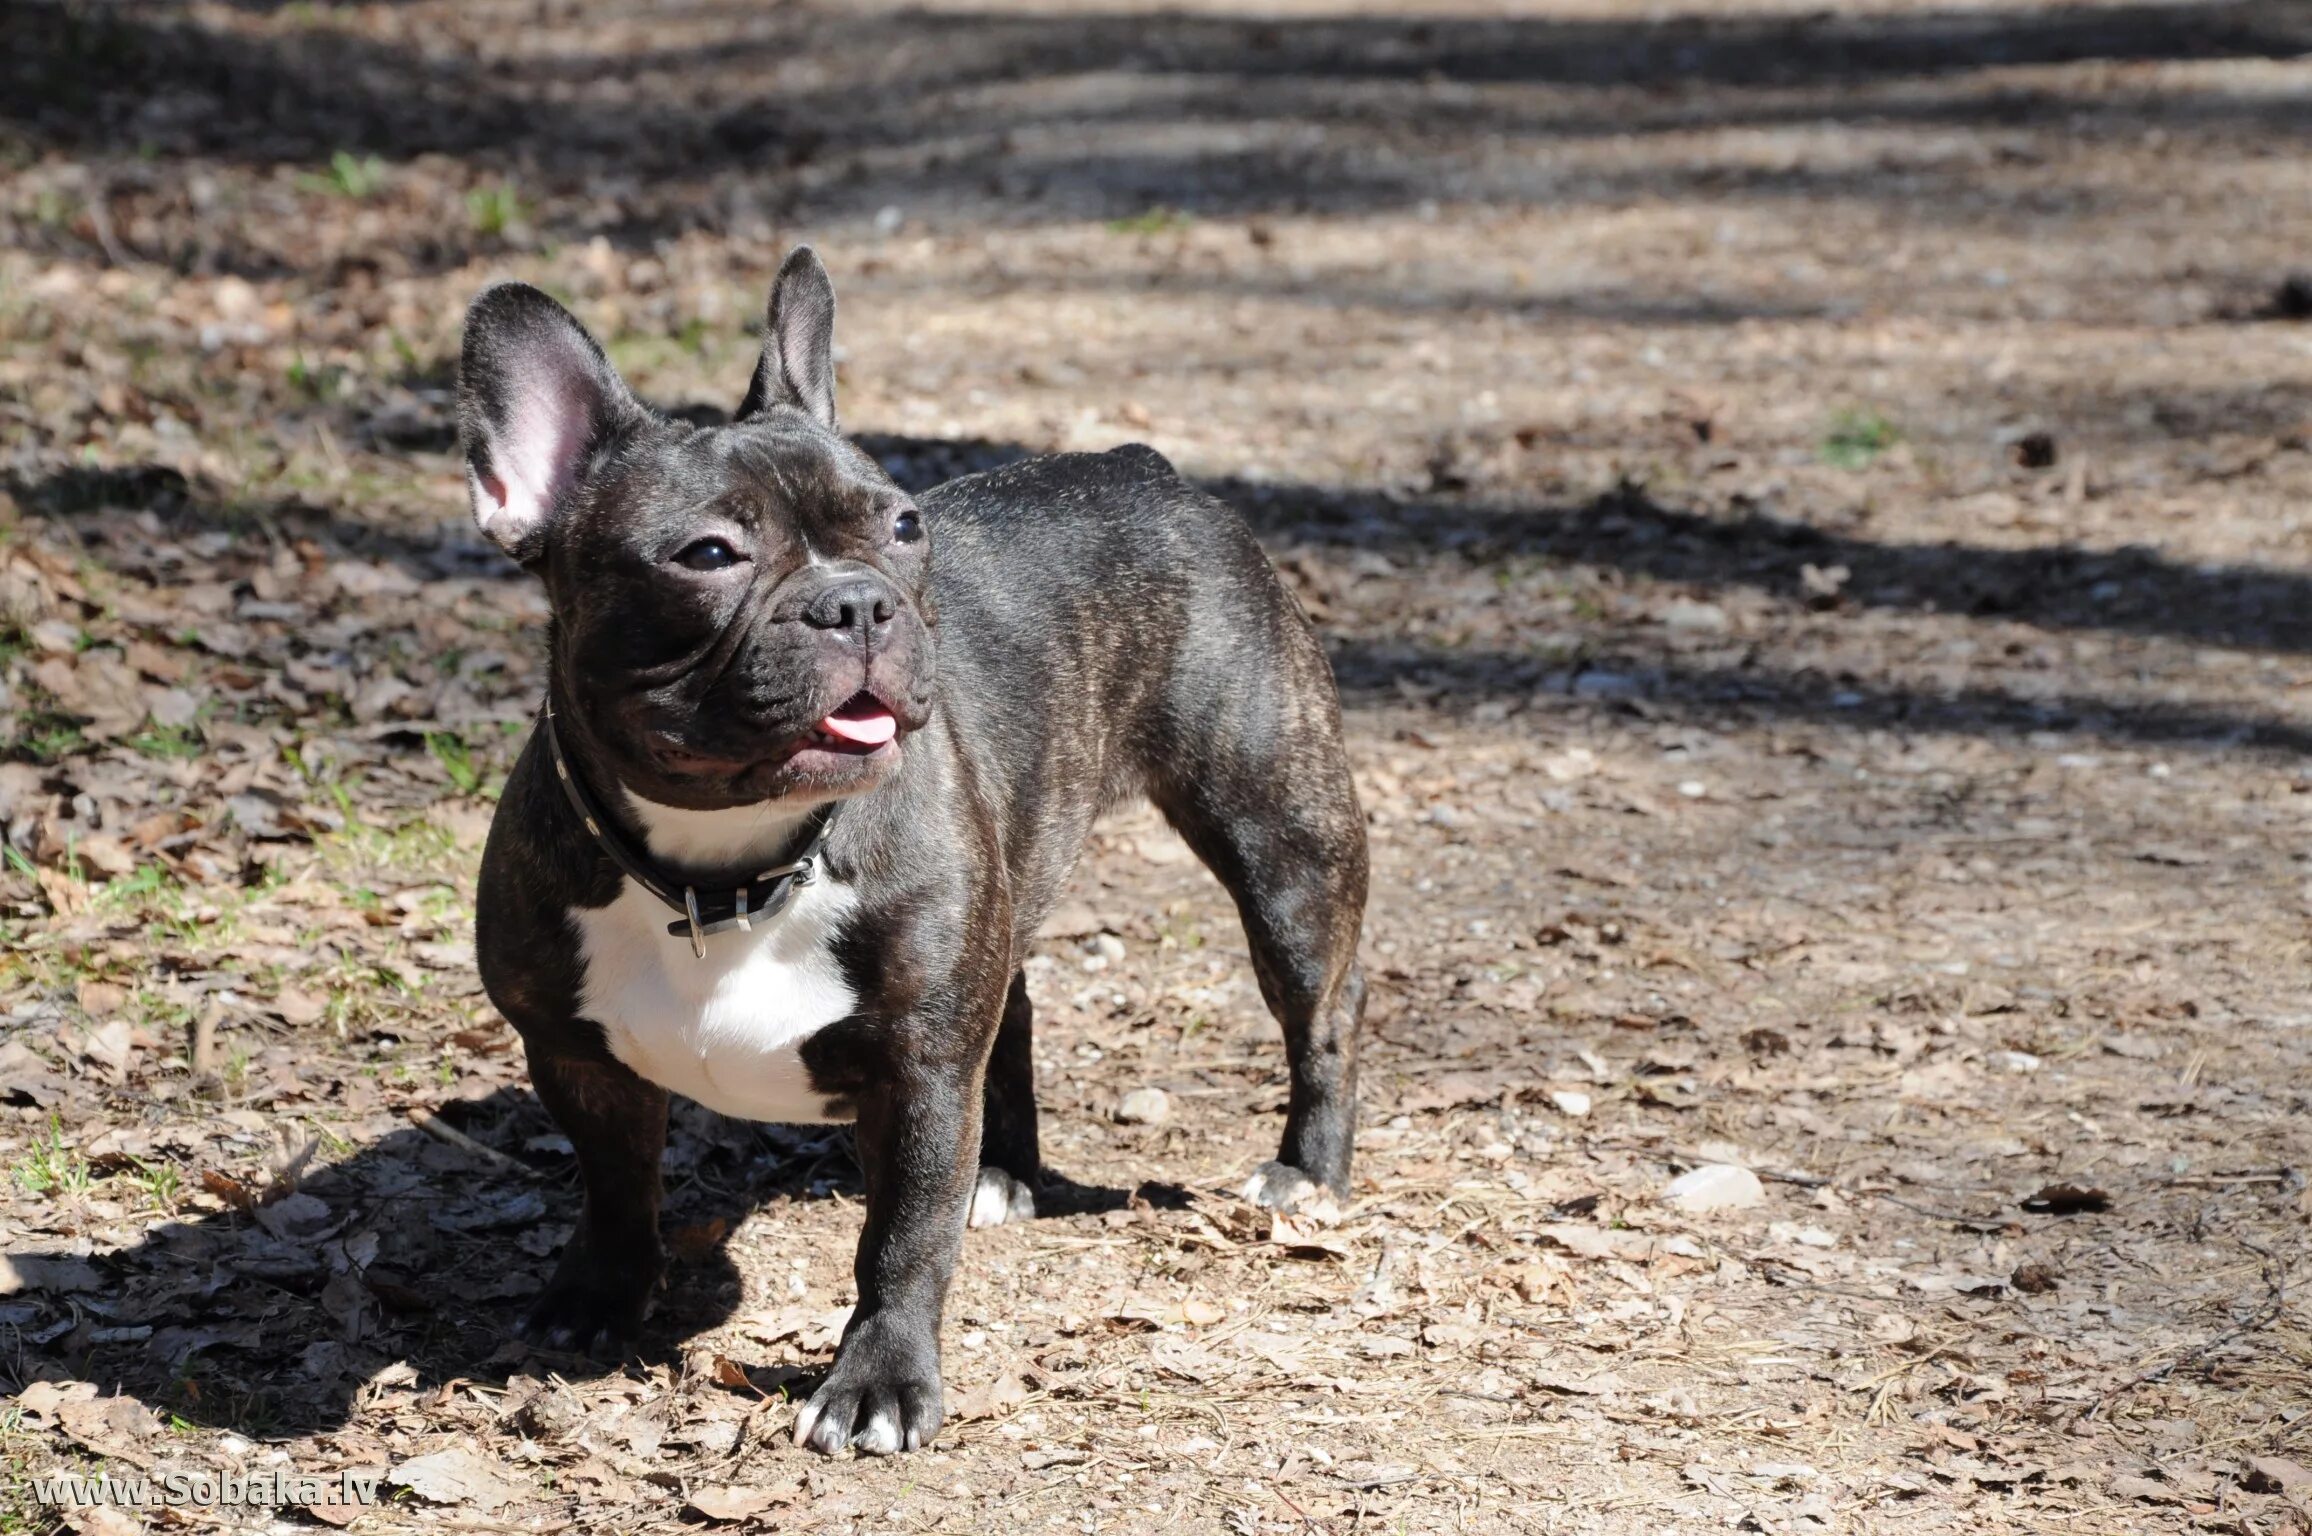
xmin=6 ymin=1089 xmax=1148 ymax=1440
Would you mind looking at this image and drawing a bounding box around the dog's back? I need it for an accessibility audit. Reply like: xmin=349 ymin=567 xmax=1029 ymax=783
xmin=916 ymin=444 xmax=1356 ymax=951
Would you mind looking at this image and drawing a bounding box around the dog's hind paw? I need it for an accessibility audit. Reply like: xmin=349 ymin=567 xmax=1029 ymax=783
xmin=967 ymin=1166 xmax=1036 ymax=1229
xmin=1242 ymin=1161 xmax=1343 ymax=1224
xmin=515 ymin=1269 xmax=655 ymax=1359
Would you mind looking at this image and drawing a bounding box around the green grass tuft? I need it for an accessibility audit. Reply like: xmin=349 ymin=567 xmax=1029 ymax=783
xmin=1821 ymin=407 xmax=1900 ymax=470
xmin=12 ymin=1116 xmax=91 ymax=1198
xmin=1107 ymin=206 xmax=1192 ymax=236
xmin=467 ymin=183 xmax=526 ymax=238
xmin=301 ymin=150 xmax=389 ymax=200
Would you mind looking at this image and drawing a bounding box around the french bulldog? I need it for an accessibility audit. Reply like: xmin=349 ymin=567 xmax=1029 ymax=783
xmin=462 ymin=247 xmax=1368 ymax=1457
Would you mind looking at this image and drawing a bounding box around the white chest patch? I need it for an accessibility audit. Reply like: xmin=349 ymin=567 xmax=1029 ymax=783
xmin=572 ymin=797 xmax=859 ymax=1125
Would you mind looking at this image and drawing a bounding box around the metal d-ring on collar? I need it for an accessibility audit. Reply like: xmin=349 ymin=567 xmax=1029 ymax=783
xmin=539 ymin=705 xmax=835 ymax=959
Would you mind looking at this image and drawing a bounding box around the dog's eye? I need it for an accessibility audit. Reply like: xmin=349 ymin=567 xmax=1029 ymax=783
xmin=675 ymin=537 xmax=742 ymax=571
xmin=892 ymin=508 xmax=923 ymax=544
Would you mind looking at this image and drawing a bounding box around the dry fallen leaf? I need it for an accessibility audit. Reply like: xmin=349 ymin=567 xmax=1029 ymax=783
xmin=201 ymin=1168 xmax=259 ymax=1212
xmin=388 ymin=1447 xmax=519 ymax=1511
xmin=1111 ymin=1295 xmax=1224 ymax=1329
xmin=668 ymin=1216 xmax=731 ymax=1263
xmin=64 ymin=1506 xmax=142 ymax=1536
xmin=2109 ymin=1473 xmax=2180 ymax=1505
xmin=274 ymin=986 xmax=327 ymax=1025
xmin=299 ymin=1473 xmax=386 ymax=1529
xmin=13 ymin=1379 xmax=99 ymax=1421
xmin=2244 ymin=1456 xmax=2312 ymax=1496
xmin=54 ymin=1395 xmax=159 ymax=1466
xmin=1334 ymin=1462 xmax=1419 ymax=1489
xmin=955 ymin=1371 xmax=1030 ymax=1422
xmin=79 ymin=1018 xmax=135 ymax=1076
xmin=685 ymin=1485 xmax=776 ymax=1522
xmin=742 ymin=1304 xmax=853 ymax=1353
xmin=1268 ymin=1213 xmax=1351 ymax=1260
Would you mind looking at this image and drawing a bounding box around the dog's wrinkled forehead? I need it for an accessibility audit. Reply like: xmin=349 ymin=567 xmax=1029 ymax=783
xmin=569 ymin=412 xmax=894 ymax=556
xmin=721 ymin=413 xmax=899 ymax=519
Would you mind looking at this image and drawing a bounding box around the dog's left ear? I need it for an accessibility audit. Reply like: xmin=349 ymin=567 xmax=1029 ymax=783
xmin=737 ymin=246 xmax=839 ymax=431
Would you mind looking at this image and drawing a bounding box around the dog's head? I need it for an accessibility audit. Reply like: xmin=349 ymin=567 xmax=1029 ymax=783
xmin=458 ymin=248 xmax=933 ymax=812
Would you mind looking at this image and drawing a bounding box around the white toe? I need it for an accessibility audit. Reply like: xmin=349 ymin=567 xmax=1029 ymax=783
xmin=968 ymin=1169 xmax=1033 ymax=1229
xmin=857 ymin=1409 xmax=902 ymax=1456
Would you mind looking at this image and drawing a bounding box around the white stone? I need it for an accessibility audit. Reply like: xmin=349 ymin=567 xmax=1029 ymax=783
xmin=1663 ymin=599 xmax=1730 ymax=633
xmin=1663 ymin=1163 xmax=1765 ymax=1213
xmin=1116 ymin=1087 xmax=1171 ymax=1126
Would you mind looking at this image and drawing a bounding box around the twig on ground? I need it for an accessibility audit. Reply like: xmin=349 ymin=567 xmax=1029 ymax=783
xmin=83 ymin=187 xmax=131 ymax=268
xmin=1868 ymin=1191 xmax=2008 ymax=1229
xmin=1271 ymin=1479 xmax=1322 ymax=1532
xmin=407 ymin=1105 xmax=541 ymax=1181
xmin=189 ymin=1008 xmax=216 ymax=1079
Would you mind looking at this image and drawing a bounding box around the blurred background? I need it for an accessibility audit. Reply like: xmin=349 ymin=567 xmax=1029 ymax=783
xmin=4 ymin=2 xmax=2312 ymax=1532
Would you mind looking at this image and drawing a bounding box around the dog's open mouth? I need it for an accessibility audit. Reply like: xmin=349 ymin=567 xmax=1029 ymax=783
xmin=809 ymin=693 xmax=900 ymax=755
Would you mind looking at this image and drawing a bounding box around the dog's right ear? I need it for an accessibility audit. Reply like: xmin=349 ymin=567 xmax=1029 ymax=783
xmin=458 ymin=283 xmax=640 ymax=563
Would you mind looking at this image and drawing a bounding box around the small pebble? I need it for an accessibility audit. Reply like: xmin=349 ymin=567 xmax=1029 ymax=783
xmin=1116 ymin=1087 xmax=1170 ymax=1126
xmin=1663 ymin=599 xmax=1729 ymax=633
xmin=1664 ymin=1163 xmax=1765 ymax=1212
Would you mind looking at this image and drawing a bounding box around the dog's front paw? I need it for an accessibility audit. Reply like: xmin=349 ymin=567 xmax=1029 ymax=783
xmin=516 ymin=1251 xmax=661 ymax=1358
xmin=794 ymin=1321 xmax=944 ymax=1456
xmin=967 ymin=1166 xmax=1036 ymax=1229
xmin=1242 ymin=1160 xmax=1343 ymax=1224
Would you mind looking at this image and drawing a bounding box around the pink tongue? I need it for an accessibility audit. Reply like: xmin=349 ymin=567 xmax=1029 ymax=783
xmin=819 ymin=706 xmax=897 ymax=746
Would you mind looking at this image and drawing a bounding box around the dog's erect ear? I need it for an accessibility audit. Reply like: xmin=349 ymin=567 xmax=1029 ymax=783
xmin=458 ymin=283 xmax=640 ymax=562
xmin=737 ymin=246 xmax=838 ymax=431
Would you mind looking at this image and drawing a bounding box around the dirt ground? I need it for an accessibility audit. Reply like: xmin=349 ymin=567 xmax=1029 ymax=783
xmin=5 ymin=0 xmax=2312 ymax=1531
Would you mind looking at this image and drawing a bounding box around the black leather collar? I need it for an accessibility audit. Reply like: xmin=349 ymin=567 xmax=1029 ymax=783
xmin=540 ymin=705 xmax=835 ymax=958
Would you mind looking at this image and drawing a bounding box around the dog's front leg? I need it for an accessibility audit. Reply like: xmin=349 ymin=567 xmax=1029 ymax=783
xmin=795 ymin=1059 xmax=980 ymax=1456
xmin=517 ymin=1049 xmax=670 ymax=1355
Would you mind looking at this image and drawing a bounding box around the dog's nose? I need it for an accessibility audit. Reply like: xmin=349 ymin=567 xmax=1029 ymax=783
xmin=800 ymin=576 xmax=896 ymax=641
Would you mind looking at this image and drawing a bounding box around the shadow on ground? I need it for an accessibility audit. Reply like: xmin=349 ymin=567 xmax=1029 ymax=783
xmin=14 ymin=1092 xmax=766 ymax=1438
xmin=5 ymin=0 xmax=2310 ymax=268
xmin=6 ymin=1077 xmax=1169 ymax=1441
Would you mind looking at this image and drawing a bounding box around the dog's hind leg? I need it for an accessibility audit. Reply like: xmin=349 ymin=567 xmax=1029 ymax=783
xmin=1152 ymin=655 xmax=1369 ymax=1219
xmin=969 ymin=969 xmax=1039 ymax=1228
